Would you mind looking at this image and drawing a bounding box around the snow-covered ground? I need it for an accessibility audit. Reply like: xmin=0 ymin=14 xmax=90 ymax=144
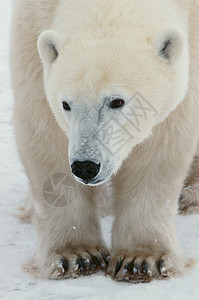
xmin=0 ymin=1 xmax=199 ymax=299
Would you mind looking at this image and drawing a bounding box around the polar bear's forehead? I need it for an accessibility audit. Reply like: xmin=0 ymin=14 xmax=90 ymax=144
xmin=51 ymin=40 xmax=155 ymax=94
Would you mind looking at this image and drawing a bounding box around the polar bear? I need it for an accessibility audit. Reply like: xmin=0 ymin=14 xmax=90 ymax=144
xmin=10 ymin=0 xmax=199 ymax=282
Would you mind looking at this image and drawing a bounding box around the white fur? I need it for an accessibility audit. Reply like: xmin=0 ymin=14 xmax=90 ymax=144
xmin=10 ymin=0 xmax=199 ymax=281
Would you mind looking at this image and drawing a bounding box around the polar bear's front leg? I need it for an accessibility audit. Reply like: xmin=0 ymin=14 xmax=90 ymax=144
xmin=25 ymin=184 xmax=109 ymax=279
xmin=107 ymin=176 xmax=192 ymax=282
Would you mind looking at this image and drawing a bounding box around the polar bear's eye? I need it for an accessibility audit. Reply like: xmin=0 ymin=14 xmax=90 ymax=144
xmin=62 ymin=101 xmax=71 ymax=111
xmin=109 ymin=99 xmax=125 ymax=109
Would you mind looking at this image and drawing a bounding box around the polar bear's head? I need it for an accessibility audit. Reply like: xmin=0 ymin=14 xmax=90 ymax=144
xmin=37 ymin=27 xmax=189 ymax=185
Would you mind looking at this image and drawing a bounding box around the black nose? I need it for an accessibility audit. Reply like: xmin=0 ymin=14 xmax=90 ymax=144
xmin=71 ymin=161 xmax=100 ymax=182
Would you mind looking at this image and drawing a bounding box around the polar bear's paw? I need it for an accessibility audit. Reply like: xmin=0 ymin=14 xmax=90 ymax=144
xmin=24 ymin=247 xmax=110 ymax=279
xmin=52 ymin=247 xmax=110 ymax=279
xmin=107 ymin=252 xmax=191 ymax=283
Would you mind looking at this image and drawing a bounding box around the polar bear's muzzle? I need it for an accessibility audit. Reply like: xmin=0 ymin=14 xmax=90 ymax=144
xmin=68 ymin=133 xmax=114 ymax=186
xmin=67 ymin=108 xmax=115 ymax=185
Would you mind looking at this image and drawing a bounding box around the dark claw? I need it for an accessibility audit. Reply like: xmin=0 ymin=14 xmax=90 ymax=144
xmin=93 ymin=255 xmax=103 ymax=266
xmin=159 ymin=259 xmax=165 ymax=271
xmin=142 ymin=262 xmax=149 ymax=274
xmin=76 ymin=258 xmax=86 ymax=273
xmin=99 ymin=258 xmax=106 ymax=268
xmin=100 ymin=251 xmax=110 ymax=266
xmin=132 ymin=263 xmax=141 ymax=274
xmin=115 ymin=259 xmax=123 ymax=275
xmin=91 ymin=255 xmax=105 ymax=270
xmin=98 ymin=256 xmax=106 ymax=268
xmin=60 ymin=258 xmax=68 ymax=272
xmin=179 ymin=194 xmax=184 ymax=201
xmin=84 ymin=257 xmax=95 ymax=270
xmin=88 ymin=257 xmax=96 ymax=270
xmin=123 ymin=261 xmax=133 ymax=274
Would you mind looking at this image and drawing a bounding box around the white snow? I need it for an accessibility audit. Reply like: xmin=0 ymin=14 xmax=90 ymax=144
xmin=0 ymin=1 xmax=199 ymax=299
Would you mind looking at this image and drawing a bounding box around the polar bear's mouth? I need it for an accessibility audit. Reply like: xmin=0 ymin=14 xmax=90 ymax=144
xmin=74 ymin=175 xmax=108 ymax=186
xmin=85 ymin=178 xmax=107 ymax=186
xmin=80 ymin=178 xmax=106 ymax=186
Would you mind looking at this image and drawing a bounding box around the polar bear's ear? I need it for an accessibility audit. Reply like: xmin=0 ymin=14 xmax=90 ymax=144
xmin=37 ymin=30 xmax=63 ymax=64
xmin=155 ymin=29 xmax=184 ymax=62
